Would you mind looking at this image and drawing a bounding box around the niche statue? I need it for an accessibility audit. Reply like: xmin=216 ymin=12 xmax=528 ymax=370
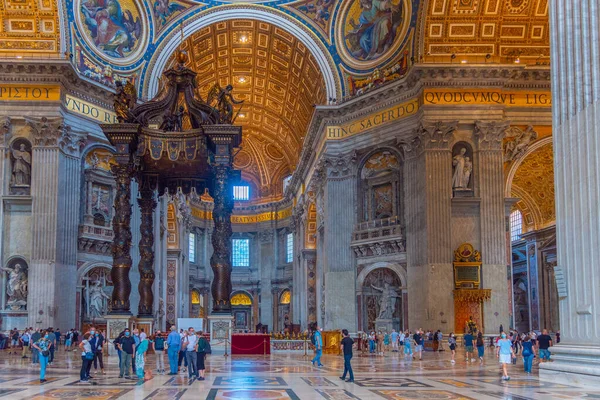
xmin=11 ymin=143 xmax=31 ymax=187
xmin=452 ymin=147 xmax=472 ymax=191
xmin=1 ymin=263 xmax=28 ymax=310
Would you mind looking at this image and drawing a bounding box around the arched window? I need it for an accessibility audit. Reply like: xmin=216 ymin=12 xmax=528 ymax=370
xmin=510 ymin=210 xmax=523 ymax=242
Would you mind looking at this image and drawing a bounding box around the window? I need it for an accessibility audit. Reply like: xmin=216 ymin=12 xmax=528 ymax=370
xmin=232 ymin=238 xmax=250 ymax=267
xmin=283 ymin=175 xmax=292 ymax=192
xmin=510 ymin=210 xmax=523 ymax=242
xmin=189 ymin=232 xmax=196 ymax=263
xmin=286 ymin=233 xmax=293 ymax=263
xmin=233 ymin=185 xmax=249 ymax=201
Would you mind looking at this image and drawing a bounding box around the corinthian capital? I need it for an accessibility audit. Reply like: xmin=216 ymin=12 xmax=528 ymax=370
xmin=0 ymin=116 xmax=11 ymax=146
xmin=474 ymin=120 xmax=510 ymax=151
xmin=402 ymin=120 xmax=458 ymax=157
xmin=25 ymin=116 xmax=63 ymax=147
xmin=59 ymin=126 xmax=88 ymax=157
xmin=321 ymin=151 xmax=357 ymax=178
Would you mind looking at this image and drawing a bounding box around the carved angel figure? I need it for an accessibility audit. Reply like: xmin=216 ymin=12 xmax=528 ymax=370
xmin=504 ymin=126 xmax=538 ymax=161
xmin=207 ymin=83 xmax=244 ymax=124
xmin=114 ymin=80 xmax=137 ymax=123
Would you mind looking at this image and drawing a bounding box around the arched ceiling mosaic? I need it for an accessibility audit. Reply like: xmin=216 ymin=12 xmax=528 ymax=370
xmin=510 ymin=142 xmax=555 ymax=229
xmin=171 ymin=19 xmax=327 ymax=201
xmin=422 ymin=0 xmax=550 ymax=64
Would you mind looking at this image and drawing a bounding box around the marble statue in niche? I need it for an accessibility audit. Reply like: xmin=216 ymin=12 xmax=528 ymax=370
xmin=371 ymin=282 xmax=399 ymax=319
xmin=452 ymin=147 xmax=468 ymax=188
xmin=10 ymin=143 xmax=31 ymax=187
xmin=88 ymin=280 xmax=110 ymax=319
xmin=1 ymin=262 xmax=28 ymax=310
xmin=452 ymin=144 xmax=474 ymax=196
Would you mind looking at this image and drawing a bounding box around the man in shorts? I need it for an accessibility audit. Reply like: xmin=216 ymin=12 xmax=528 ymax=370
xmin=463 ymin=330 xmax=475 ymax=362
xmin=413 ymin=329 xmax=424 ymax=360
xmin=537 ymin=329 xmax=553 ymax=362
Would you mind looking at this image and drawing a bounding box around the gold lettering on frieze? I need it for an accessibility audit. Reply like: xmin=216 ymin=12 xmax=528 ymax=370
xmin=64 ymin=94 xmax=118 ymax=124
xmin=191 ymin=206 xmax=292 ymax=224
xmin=327 ymin=98 xmax=419 ymax=140
xmin=0 ymin=84 xmax=60 ymax=101
xmin=422 ymin=89 xmax=552 ymax=107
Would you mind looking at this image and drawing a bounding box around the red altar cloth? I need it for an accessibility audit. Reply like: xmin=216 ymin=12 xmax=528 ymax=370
xmin=231 ymin=334 xmax=271 ymax=355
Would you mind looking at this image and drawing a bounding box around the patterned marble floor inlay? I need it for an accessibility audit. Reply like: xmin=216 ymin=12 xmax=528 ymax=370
xmin=206 ymin=388 xmax=300 ymax=400
xmin=0 ymin=345 xmax=594 ymax=399
xmin=370 ymin=390 xmax=476 ymax=400
xmin=213 ymin=376 xmax=287 ymax=386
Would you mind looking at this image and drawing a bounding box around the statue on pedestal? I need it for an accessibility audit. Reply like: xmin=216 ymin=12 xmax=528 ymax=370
xmin=1 ymin=263 xmax=28 ymax=310
xmin=371 ymin=283 xmax=399 ymax=320
xmin=452 ymin=147 xmax=472 ymax=190
xmin=87 ymin=280 xmax=110 ymax=319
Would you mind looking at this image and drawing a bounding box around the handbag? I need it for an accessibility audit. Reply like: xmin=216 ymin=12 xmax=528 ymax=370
xmin=85 ymin=352 xmax=95 ymax=360
xmin=41 ymin=350 xmax=50 ymax=357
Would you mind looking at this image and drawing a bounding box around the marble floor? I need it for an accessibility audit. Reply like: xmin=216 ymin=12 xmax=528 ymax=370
xmin=0 ymin=346 xmax=598 ymax=400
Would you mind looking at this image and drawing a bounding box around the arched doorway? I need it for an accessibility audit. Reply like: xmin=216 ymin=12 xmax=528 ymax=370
xmin=278 ymin=289 xmax=292 ymax=334
xmin=230 ymin=291 xmax=253 ymax=332
xmin=358 ymin=266 xmax=405 ymax=333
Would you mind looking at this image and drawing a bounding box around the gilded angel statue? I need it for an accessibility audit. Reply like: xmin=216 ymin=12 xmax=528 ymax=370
xmin=206 ymin=83 xmax=244 ymax=124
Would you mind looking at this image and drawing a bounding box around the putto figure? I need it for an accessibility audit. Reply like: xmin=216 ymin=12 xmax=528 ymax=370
xmin=207 ymin=84 xmax=244 ymax=124
xmin=114 ymin=80 xmax=137 ymax=123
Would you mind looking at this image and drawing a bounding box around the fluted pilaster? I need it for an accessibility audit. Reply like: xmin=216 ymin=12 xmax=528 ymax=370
xmin=322 ymin=152 xmax=357 ymax=331
xmin=475 ymin=120 xmax=510 ymax=333
xmin=540 ymin=0 xmax=600 ymax=383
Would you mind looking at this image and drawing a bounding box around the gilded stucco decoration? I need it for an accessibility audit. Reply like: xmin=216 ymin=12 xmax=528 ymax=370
xmin=230 ymin=292 xmax=252 ymax=306
xmin=85 ymin=148 xmax=116 ymax=171
xmin=0 ymin=0 xmax=60 ymax=54
xmin=173 ymin=19 xmax=326 ymax=199
xmin=422 ymin=0 xmax=550 ymax=63
xmin=511 ymin=142 xmax=555 ymax=226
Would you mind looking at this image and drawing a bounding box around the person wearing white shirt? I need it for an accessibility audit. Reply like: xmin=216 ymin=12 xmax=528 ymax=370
xmin=182 ymin=329 xmax=198 ymax=379
xmin=139 ymin=330 xmax=147 ymax=341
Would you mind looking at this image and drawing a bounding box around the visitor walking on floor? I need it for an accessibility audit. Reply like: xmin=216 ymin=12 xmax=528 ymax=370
xmin=383 ymin=331 xmax=390 ymax=353
xmin=30 ymin=329 xmax=41 ymax=365
xmin=403 ymin=330 xmax=413 ymax=359
xmin=65 ymin=330 xmax=72 ymax=352
xmin=135 ymin=334 xmax=149 ymax=380
xmin=413 ymin=329 xmax=424 ymax=360
xmin=132 ymin=328 xmax=140 ymax=375
xmin=152 ymin=330 xmax=166 ymax=375
xmin=178 ymin=329 xmax=188 ymax=373
xmin=376 ymin=331 xmax=384 ymax=355
xmin=47 ymin=328 xmax=56 ymax=365
xmin=79 ymin=333 xmax=94 ymax=383
xmin=521 ymin=334 xmax=535 ymax=374
xmin=537 ymin=329 xmax=553 ymax=363
xmin=339 ymin=329 xmax=355 ymax=383
xmin=496 ymin=331 xmax=515 ymax=381
xmin=448 ymin=332 xmax=457 ymax=364
xmin=391 ymin=329 xmax=399 ymax=352
xmin=117 ymin=328 xmax=136 ymax=379
xmin=437 ymin=330 xmax=444 ymax=351
xmin=166 ymin=326 xmax=181 ymax=375
xmin=196 ymin=331 xmax=210 ymax=381
xmin=20 ymin=329 xmax=30 ymax=358
xmin=183 ymin=328 xmax=198 ymax=379
xmin=476 ymin=331 xmax=485 ymax=363
xmin=463 ymin=330 xmax=475 ymax=362
xmin=32 ymin=330 xmax=50 ymax=383
xmin=368 ymin=331 xmax=376 ymax=354
xmin=92 ymin=330 xmax=105 ymax=375
xmin=311 ymin=325 xmax=323 ymax=367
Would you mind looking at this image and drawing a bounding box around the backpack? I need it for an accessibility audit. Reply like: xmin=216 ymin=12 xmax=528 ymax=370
xmin=198 ymin=338 xmax=212 ymax=354
xmin=310 ymin=332 xmax=317 ymax=346
xmin=204 ymin=340 xmax=212 ymax=354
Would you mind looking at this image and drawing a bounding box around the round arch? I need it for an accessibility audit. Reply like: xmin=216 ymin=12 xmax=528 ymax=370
xmin=230 ymin=290 xmax=253 ymax=306
xmin=504 ymin=136 xmax=553 ymax=197
xmin=77 ymin=262 xmax=112 ymax=284
xmin=143 ymin=5 xmax=341 ymax=100
xmin=357 ymin=262 xmax=407 ymax=290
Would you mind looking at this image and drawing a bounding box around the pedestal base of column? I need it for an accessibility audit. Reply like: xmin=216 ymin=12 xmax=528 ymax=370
xmin=208 ymin=314 xmax=234 ymax=355
xmin=135 ymin=317 xmax=154 ymax=339
xmin=105 ymin=315 xmax=135 ymax=356
xmin=539 ymin=345 xmax=600 ymax=388
xmin=0 ymin=310 xmax=27 ymax=331
xmin=375 ymin=318 xmax=393 ymax=333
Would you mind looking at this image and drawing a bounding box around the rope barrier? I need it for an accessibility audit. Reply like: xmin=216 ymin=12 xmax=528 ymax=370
xmin=229 ymin=342 xmax=266 ymax=352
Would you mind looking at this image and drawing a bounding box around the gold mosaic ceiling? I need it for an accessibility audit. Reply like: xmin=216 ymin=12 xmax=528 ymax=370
xmin=175 ymin=19 xmax=326 ymax=201
xmin=423 ymin=0 xmax=550 ymax=63
xmin=511 ymin=142 xmax=555 ymax=228
xmin=0 ymin=0 xmax=60 ymax=54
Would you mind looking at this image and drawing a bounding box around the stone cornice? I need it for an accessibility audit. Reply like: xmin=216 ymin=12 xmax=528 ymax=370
xmin=0 ymin=60 xmax=114 ymax=111
xmin=287 ymin=64 xmax=551 ymax=200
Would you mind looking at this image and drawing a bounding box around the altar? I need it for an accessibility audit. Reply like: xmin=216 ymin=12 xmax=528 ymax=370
xmin=231 ymin=334 xmax=271 ymax=355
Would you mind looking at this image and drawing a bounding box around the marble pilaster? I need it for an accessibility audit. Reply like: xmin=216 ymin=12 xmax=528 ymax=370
xmin=27 ymin=118 xmax=86 ymax=328
xmin=540 ymin=0 xmax=600 ymax=383
xmin=404 ymin=121 xmax=457 ymax=331
xmin=475 ymin=120 xmax=510 ymax=334
xmin=321 ymin=152 xmax=357 ymax=331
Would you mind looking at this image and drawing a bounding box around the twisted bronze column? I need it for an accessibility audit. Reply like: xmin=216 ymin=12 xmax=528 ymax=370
xmin=110 ymin=163 xmax=134 ymax=314
xmin=137 ymin=176 xmax=157 ymax=317
xmin=211 ymin=165 xmax=234 ymax=313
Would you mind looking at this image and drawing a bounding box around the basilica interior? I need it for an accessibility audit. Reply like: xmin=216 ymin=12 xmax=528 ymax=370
xmin=0 ymin=0 xmax=599 ymax=398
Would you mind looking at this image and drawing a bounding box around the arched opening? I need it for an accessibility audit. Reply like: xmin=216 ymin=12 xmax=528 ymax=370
xmin=278 ymin=289 xmax=292 ymax=334
xmin=79 ymin=265 xmax=112 ymax=332
xmin=358 ymin=266 xmax=404 ymax=333
xmin=230 ymin=291 xmax=253 ymax=332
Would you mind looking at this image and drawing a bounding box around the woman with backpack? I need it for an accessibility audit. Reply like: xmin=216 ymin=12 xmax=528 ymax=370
xmin=195 ymin=331 xmax=210 ymax=381
xmin=521 ymin=334 xmax=536 ymax=374
xmin=476 ymin=331 xmax=485 ymax=363
xmin=448 ymin=332 xmax=457 ymax=364
xmin=32 ymin=330 xmax=50 ymax=383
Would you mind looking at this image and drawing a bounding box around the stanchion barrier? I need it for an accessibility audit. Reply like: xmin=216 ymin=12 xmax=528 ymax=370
xmin=230 ymin=342 xmax=266 ymax=352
